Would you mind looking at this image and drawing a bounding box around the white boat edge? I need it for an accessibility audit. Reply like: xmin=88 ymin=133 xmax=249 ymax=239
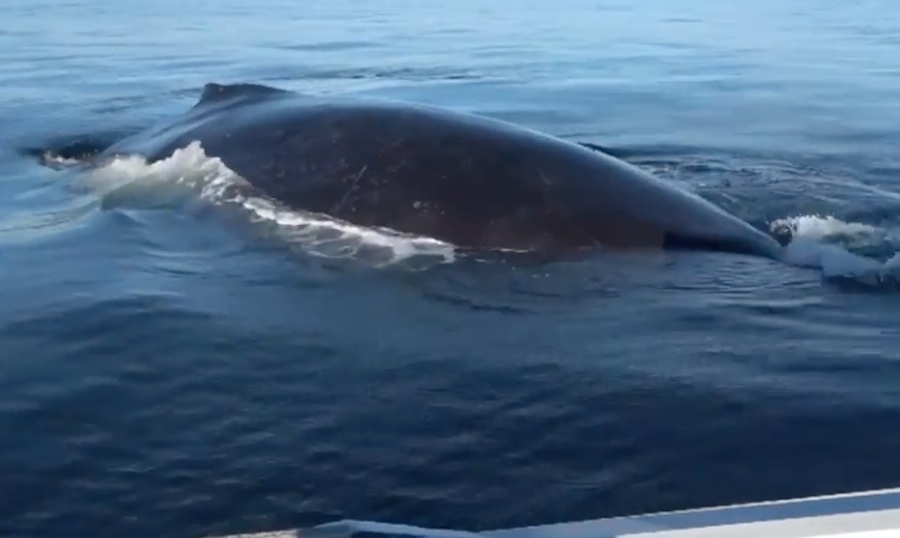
xmin=209 ymin=486 xmax=900 ymax=538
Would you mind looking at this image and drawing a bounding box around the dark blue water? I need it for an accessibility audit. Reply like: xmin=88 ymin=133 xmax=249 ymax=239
xmin=4 ymin=1 xmax=900 ymax=537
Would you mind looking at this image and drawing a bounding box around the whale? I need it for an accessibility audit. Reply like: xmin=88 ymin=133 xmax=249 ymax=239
xmin=91 ymin=81 xmax=785 ymax=259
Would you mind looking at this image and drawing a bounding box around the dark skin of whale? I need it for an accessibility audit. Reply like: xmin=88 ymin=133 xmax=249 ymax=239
xmin=97 ymin=82 xmax=785 ymax=259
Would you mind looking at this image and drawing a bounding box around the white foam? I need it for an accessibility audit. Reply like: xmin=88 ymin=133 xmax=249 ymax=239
xmin=240 ymin=196 xmax=456 ymax=266
xmin=770 ymin=214 xmax=881 ymax=242
xmin=80 ymin=141 xmax=250 ymax=202
xmin=774 ymin=214 xmax=900 ymax=286
xmin=40 ymin=151 xmax=83 ymax=168
xmin=80 ymin=141 xmax=457 ymax=267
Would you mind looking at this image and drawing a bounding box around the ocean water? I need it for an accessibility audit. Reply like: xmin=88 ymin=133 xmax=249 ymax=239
xmin=3 ymin=0 xmax=900 ymax=537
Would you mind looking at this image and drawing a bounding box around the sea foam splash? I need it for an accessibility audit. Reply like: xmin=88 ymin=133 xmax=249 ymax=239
xmin=79 ymin=141 xmax=457 ymax=267
xmin=76 ymin=141 xmax=900 ymax=285
xmin=772 ymin=214 xmax=900 ymax=285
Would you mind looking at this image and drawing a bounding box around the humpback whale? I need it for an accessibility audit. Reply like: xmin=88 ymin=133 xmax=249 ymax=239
xmin=94 ymin=82 xmax=785 ymax=259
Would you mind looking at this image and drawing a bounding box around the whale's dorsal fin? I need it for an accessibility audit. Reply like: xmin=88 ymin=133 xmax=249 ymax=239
xmin=195 ymin=82 xmax=289 ymax=108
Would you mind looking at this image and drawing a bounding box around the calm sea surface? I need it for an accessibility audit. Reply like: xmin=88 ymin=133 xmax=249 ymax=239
xmin=3 ymin=1 xmax=900 ymax=537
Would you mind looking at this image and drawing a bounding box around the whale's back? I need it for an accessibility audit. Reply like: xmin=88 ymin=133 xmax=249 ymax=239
xmin=100 ymin=83 xmax=783 ymax=257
